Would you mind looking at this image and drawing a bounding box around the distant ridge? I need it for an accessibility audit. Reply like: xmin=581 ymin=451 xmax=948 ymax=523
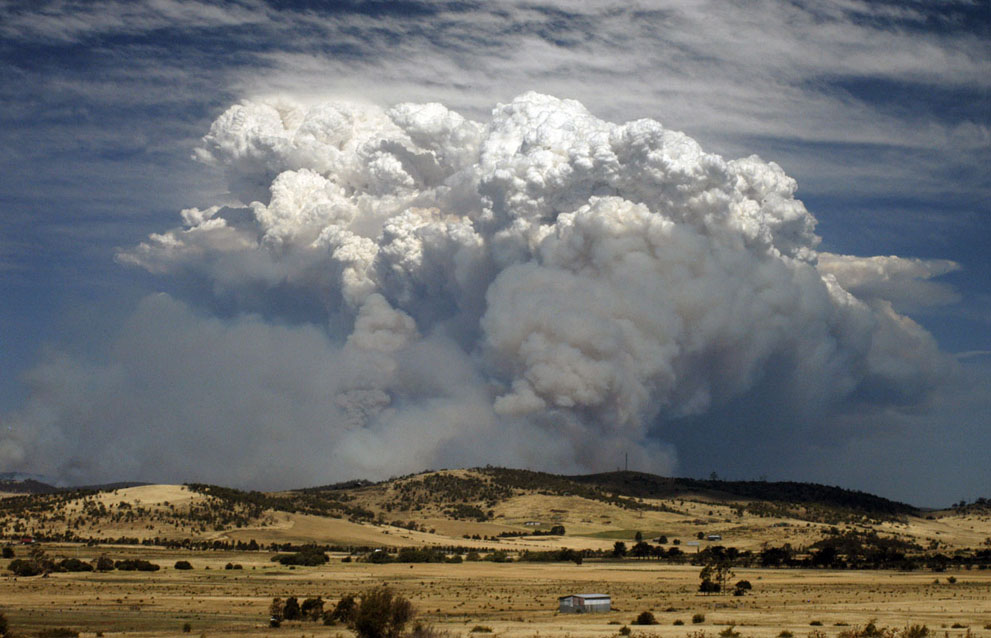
xmin=1 ymin=467 xmax=917 ymax=516
xmin=290 ymin=467 xmax=919 ymax=517
xmin=0 ymin=474 xmax=149 ymax=495
xmin=564 ymin=471 xmax=919 ymax=516
xmin=75 ymin=481 xmax=151 ymax=492
xmin=0 ymin=478 xmax=60 ymax=494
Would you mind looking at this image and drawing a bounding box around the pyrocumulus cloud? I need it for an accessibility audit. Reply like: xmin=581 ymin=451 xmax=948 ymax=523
xmin=1 ymin=94 xmax=955 ymax=487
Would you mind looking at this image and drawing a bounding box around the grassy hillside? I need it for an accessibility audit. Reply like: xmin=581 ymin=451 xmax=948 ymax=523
xmin=1 ymin=468 xmax=987 ymax=557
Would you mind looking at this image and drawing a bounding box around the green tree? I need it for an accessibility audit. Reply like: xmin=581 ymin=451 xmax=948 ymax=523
xmin=352 ymin=586 xmax=415 ymax=638
xmin=699 ymin=559 xmax=735 ymax=593
xmin=328 ymin=593 xmax=356 ymax=625
xmin=612 ymin=541 xmax=627 ymax=558
xmin=283 ymin=596 xmax=301 ymax=620
xmin=301 ymin=596 xmax=324 ymax=621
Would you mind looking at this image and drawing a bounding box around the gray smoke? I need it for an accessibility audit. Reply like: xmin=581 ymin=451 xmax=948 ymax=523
xmin=0 ymin=94 xmax=956 ymax=488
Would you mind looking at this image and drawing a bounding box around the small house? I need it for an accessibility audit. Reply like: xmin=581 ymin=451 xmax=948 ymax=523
xmin=558 ymin=593 xmax=611 ymax=613
xmin=706 ymin=534 xmax=722 ymax=541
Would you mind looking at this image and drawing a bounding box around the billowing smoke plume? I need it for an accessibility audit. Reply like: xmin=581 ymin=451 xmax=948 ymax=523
xmin=1 ymin=94 xmax=955 ymax=487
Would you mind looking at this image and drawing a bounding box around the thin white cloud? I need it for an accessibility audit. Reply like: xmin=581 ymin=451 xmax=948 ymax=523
xmin=0 ymin=0 xmax=271 ymax=43
xmin=817 ymin=253 xmax=962 ymax=312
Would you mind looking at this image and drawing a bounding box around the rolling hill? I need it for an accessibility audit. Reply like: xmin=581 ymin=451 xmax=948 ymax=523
xmin=1 ymin=468 xmax=987 ymax=557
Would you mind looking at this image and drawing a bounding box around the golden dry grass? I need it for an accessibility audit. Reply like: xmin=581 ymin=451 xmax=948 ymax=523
xmin=2 ymin=544 xmax=990 ymax=638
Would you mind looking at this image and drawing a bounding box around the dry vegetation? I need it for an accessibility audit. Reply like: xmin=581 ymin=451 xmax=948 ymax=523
xmin=1 ymin=469 xmax=989 ymax=637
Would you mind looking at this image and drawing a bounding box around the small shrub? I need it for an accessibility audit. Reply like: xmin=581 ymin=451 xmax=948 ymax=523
xmin=618 ymin=626 xmax=631 ymax=636
xmin=779 ymin=632 xmax=794 ymax=638
xmin=903 ymin=625 xmax=929 ymax=638
xmin=174 ymin=560 xmax=193 ymax=570
xmin=633 ymin=611 xmax=657 ymax=625
xmin=1 ymin=547 xmax=14 ymax=559
xmin=37 ymin=629 xmax=79 ymax=638
xmin=0 ymin=610 xmax=8 ymax=637
xmin=946 ymin=576 xmax=957 ymax=584
xmin=182 ymin=623 xmax=192 ymax=633
xmin=950 ymin=623 xmax=966 ymax=629
xmin=810 ymin=621 xmax=823 ymax=626
xmin=470 ymin=626 xmax=493 ymax=633
xmin=674 ymin=619 xmax=685 ymax=626
xmin=719 ymin=627 xmax=741 ymax=638
xmin=693 ymin=613 xmax=706 ymax=624
xmin=408 ymin=623 xmax=450 ymax=638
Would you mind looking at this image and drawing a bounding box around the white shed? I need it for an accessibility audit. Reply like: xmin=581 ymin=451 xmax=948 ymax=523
xmin=558 ymin=593 xmax=611 ymax=613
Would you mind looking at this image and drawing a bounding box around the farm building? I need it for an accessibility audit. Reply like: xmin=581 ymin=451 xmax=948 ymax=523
xmin=558 ymin=593 xmax=611 ymax=613
xmin=706 ymin=534 xmax=722 ymax=541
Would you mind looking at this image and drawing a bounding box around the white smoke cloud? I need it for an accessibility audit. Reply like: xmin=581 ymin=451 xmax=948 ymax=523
xmin=2 ymin=93 xmax=957 ymax=487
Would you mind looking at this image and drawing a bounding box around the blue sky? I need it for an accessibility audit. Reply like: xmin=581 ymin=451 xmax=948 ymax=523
xmin=1 ymin=0 xmax=988 ymax=506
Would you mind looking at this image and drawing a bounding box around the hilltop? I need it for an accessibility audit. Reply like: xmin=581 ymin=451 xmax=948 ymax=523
xmin=1 ymin=468 xmax=987 ymax=557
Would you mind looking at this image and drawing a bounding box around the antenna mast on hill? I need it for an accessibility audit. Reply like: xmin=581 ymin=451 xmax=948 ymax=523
xmin=625 ymin=453 xmax=628 ymax=472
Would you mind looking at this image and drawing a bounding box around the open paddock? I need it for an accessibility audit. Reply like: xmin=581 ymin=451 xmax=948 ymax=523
xmin=2 ymin=545 xmax=989 ymax=637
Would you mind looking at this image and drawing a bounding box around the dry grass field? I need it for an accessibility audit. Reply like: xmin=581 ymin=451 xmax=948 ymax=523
xmin=1 ymin=544 xmax=989 ymax=638
xmin=2 ymin=472 xmax=989 ymax=638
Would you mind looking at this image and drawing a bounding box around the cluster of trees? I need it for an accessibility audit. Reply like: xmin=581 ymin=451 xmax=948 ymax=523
xmin=442 ymin=504 xmax=490 ymax=522
xmin=271 ymin=586 xmax=417 ymax=638
xmin=498 ymin=525 xmax=566 ymax=538
xmin=270 ymin=595 xmax=329 ymax=624
xmin=696 ymin=556 xmax=752 ymax=596
xmin=517 ymin=548 xmax=583 ymax=564
xmin=611 ymin=539 xmax=686 ymax=561
xmin=187 ymin=483 xmax=375 ymax=524
xmin=271 ymin=546 xmax=329 ymax=566
xmin=5 ymin=546 xmax=160 ymax=576
xmin=382 ymin=473 xmax=511 ymax=513
xmin=113 ymin=558 xmax=160 ymax=571
xmin=480 ymin=467 xmax=672 ymax=513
